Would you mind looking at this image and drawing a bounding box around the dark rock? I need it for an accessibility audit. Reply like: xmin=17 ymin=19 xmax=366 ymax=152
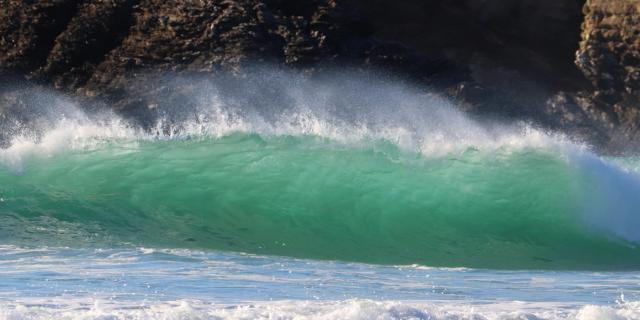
xmin=577 ymin=0 xmax=640 ymax=98
xmin=0 ymin=1 xmax=466 ymax=104
xmin=350 ymin=0 xmax=590 ymax=92
xmin=545 ymin=0 xmax=640 ymax=154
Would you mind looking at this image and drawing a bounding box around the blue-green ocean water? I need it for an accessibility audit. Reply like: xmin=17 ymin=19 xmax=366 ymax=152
xmin=2 ymin=75 xmax=640 ymax=319
xmin=2 ymin=134 xmax=640 ymax=270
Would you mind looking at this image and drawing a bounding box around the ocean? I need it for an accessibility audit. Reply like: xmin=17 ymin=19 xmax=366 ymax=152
xmin=1 ymin=72 xmax=639 ymax=319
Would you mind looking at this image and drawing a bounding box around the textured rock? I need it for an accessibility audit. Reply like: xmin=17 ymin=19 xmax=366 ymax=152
xmin=0 ymin=1 xmax=463 ymax=106
xmin=544 ymin=0 xmax=640 ymax=153
xmin=0 ymin=0 xmax=83 ymax=73
xmin=577 ymin=0 xmax=640 ymax=98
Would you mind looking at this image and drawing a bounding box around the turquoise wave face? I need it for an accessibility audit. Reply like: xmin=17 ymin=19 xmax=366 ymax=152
xmin=1 ymin=133 xmax=639 ymax=270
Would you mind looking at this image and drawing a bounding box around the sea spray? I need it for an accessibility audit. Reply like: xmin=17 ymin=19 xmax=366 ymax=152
xmin=1 ymin=70 xmax=639 ymax=270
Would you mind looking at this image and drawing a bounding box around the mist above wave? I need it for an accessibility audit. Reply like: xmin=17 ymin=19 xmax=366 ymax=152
xmin=0 ymin=69 xmax=577 ymax=166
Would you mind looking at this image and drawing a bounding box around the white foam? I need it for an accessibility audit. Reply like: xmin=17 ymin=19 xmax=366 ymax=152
xmin=1 ymin=299 xmax=638 ymax=320
xmin=0 ymin=73 xmax=581 ymax=171
xmin=0 ymin=117 xmax=136 ymax=171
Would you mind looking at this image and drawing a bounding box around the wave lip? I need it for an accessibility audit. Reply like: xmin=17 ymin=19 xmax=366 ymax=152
xmin=0 ymin=72 xmax=578 ymax=168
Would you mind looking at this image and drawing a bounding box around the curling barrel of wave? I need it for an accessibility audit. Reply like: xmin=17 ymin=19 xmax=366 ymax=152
xmin=1 ymin=72 xmax=640 ymax=270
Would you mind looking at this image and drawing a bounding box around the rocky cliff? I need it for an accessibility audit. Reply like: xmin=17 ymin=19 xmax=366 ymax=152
xmin=0 ymin=1 xmax=463 ymax=115
xmin=0 ymin=0 xmax=639 ymax=153
xmin=547 ymin=0 xmax=640 ymax=152
xmin=352 ymin=0 xmax=588 ymax=91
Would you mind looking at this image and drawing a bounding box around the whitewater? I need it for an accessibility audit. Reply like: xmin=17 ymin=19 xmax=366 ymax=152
xmin=1 ymin=70 xmax=640 ymax=319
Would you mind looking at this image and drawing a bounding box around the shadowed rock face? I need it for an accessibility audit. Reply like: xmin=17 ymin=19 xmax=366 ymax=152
xmin=0 ymin=0 xmax=458 ymax=89
xmin=1 ymin=1 xmax=464 ymax=96
xmin=546 ymin=0 xmax=640 ymax=153
xmin=0 ymin=0 xmax=638 ymax=153
xmin=350 ymin=0 xmax=588 ymax=92
xmin=0 ymin=0 xmax=467 ymax=124
xmin=578 ymin=0 xmax=640 ymax=96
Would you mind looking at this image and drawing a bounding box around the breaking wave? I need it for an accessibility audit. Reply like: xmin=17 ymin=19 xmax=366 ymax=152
xmin=1 ymin=71 xmax=639 ymax=270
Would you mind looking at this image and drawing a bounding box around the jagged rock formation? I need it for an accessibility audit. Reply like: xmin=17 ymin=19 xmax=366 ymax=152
xmin=0 ymin=0 xmax=458 ymax=89
xmin=0 ymin=0 xmax=465 ymax=119
xmin=578 ymin=0 xmax=640 ymax=97
xmin=547 ymin=0 xmax=640 ymax=152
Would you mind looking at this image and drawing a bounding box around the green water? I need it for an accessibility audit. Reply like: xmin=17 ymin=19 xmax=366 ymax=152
xmin=1 ymin=133 xmax=639 ymax=270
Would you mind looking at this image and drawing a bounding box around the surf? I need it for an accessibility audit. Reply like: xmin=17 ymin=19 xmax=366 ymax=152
xmin=1 ymin=71 xmax=639 ymax=270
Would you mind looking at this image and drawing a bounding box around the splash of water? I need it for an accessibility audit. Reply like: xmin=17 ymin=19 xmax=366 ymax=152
xmin=1 ymin=70 xmax=639 ymax=269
